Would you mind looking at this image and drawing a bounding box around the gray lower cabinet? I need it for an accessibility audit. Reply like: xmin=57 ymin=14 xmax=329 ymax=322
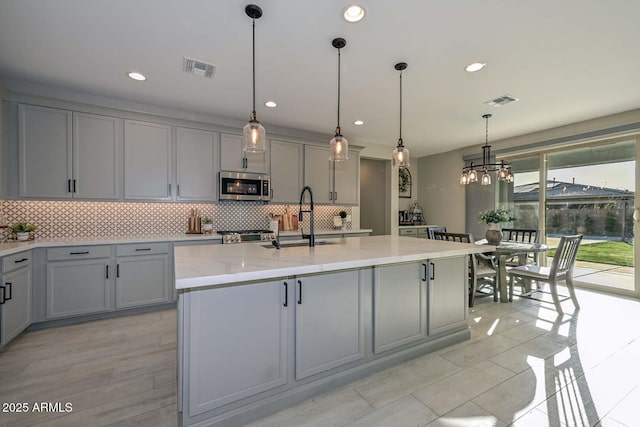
xmin=46 ymin=258 xmax=110 ymax=319
xmin=373 ymin=262 xmax=426 ymax=353
xmin=295 ymin=270 xmax=365 ymax=379
xmin=115 ymin=254 xmax=170 ymax=308
xmin=427 ymin=256 xmax=468 ymax=335
xmin=185 ymin=280 xmax=288 ymax=416
xmin=0 ymin=252 xmax=32 ymax=347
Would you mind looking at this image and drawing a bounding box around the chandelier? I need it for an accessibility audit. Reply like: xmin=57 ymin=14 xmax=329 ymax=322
xmin=460 ymin=114 xmax=513 ymax=185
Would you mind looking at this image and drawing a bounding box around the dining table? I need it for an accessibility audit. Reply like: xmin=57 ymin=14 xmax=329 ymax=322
xmin=476 ymin=239 xmax=549 ymax=302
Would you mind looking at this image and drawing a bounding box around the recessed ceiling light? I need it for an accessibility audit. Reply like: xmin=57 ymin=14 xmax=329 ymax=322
xmin=465 ymin=62 xmax=486 ymax=73
xmin=264 ymin=101 xmax=277 ymax=108
xmin=343 ymin=5 xmax=365 ymax=22
xmin=128 ymin=72 xmax=147 ymax=81
xmin=353 ymin=120 xmax=364 ymax=126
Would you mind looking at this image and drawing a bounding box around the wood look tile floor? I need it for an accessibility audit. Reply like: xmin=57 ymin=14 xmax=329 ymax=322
xmin=2 ymin=287 xmax=640 ymax=427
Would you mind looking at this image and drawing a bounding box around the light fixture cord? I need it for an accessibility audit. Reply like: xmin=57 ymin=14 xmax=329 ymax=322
xmin=337 ymin=47 xmax=341 ymax=131
xmin=252 ymin=17 xmax=256 ymax=117
xmin=399 ymin=69 xmax=403 ymax=142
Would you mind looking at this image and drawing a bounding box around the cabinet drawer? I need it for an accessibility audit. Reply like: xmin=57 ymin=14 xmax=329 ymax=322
xmin=116 ymin=242 xmax=169 ymax=256
xmin=47 ymin=245 xmax=110 ymax=261
xmin=399 ymin=228 xmax=417 ymax=236
xmin=2 ymin=251 xmax=32 ymax=273
xmin=417 ymin=228 xmax=429 ymax=238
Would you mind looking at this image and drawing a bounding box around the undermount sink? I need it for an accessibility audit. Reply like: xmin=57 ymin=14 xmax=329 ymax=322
xmin=262 ymin=241 xmax=336 ymax=249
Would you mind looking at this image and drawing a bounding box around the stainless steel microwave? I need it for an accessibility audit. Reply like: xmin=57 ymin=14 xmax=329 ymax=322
xmin=219 ymin=171 xmax=271 ymax=201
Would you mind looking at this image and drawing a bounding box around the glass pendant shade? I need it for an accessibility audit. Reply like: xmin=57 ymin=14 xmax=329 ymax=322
xmin=242 ymin=118 xmax=266 ymax=153
xmin=329 ymin=132 xmax=349 ymax=161
xmin=460 ymin=172 xmax=469 ymax=185
xmin=481 ymin=170 xmax=492 ymax=185
xmin=468 ymin=169 xmax=478 ymax=183
xmin=393 ymin=141 xmax=410 ymax=168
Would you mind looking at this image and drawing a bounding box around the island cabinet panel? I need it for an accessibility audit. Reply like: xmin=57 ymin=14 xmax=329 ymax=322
xmin=186 ymin=280 xmax=288 ymax=416
xmin=295 ymin=270 xmax=365 ymax=379
xmin=427 ymin=256 xmax=468 ymax=336
xmin=373 ymin=262 xmax=426 ymax=354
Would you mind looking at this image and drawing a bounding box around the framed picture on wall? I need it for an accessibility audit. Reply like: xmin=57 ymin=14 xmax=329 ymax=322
xmin=399 ymin=167 xmax=412 ymax=198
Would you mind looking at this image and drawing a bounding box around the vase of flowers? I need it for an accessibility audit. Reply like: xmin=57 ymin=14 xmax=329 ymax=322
xmin=478 ymin=209 xmax=514 ymax=245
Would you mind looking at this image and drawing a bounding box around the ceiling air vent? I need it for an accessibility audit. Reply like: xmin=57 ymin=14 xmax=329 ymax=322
xmin=182 ymin=57 xmax=215 ymax=78
xmin=484 ymin=94 xmax=519 ymax=107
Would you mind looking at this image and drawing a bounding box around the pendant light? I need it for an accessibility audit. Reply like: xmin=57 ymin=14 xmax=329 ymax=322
xmin=329 ymin=38 xmax=349 ymax=162
xmin=460 ymin=114 xmax=513 ymax=185
xmin=242 ymin=4 xmax=266 ymax=153
xmin=392 ymin=62 xmax=410 ymax=168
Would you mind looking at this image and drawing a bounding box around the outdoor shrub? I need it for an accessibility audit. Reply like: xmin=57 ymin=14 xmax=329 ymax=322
xmin=584 ymin=215 xmax=595 ymax=234
xmin=605 ymin=211 xmax=617 ymax=234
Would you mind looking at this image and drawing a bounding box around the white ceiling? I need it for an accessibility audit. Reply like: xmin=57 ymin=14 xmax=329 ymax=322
xmin=1 ymin=0 xmax=640 ymax=157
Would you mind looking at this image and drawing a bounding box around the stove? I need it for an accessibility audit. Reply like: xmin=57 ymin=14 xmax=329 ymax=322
xmin=218 ymin=229 xmax=276 ymax=244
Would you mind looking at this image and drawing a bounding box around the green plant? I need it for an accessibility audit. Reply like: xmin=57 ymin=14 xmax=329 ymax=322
xmin=551 ymin=213 xmax=561 ymax=228
xmin=584 ymin=215 xmax=595 ymax=234
xmin=339 ymin=211 xmax=347 ymax=219
xmin=605 ymin=211 xmax=617 ymax=234
xmin=398 ymin=168 xmax=410 ymax=193
xmin=202 ymin=217 xmax=213 ymax=225
xmin=8 ymin=221 xmax=37 ymax=234
xmin=478 ymin=209 xmax=515 ymax=224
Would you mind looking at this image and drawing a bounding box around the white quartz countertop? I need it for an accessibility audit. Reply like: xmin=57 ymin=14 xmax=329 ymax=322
xmin=0 ymin=229 xmax=372 ymax=257
xmin=397 ymin=224 xmax=440 ymax=229
xmin=175 ymin=235 xmax=495 ymax=290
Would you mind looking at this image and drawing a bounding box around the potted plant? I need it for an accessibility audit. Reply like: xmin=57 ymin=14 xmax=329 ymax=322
xmin=339 ymin=211 xmax=348 ymax=230
xmin=478 ymin=209 xmax=514 ymax=245
xmin=201 ymin=217 xmax=213 ymax=235
xmin=8 ymin=221 xmax=37 ymax=241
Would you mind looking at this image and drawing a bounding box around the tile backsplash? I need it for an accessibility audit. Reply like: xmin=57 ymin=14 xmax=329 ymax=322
xmin=0 ymin=200 xmax=352 ymax=239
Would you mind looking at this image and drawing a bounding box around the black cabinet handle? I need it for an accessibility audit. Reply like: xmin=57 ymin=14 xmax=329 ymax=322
xmin=135 ymin=248 xmax=152 ymax=252
xmin=0 ymin=285 xmax=4 ymax=305
xmin=116 ymin=264 xmax=120 ymax=278
xmin=14 ymin=258 xmax=29 ymax=264
xmin=177 ymin=184 xmax=180 ymax=197
xmin=283 ymin=282 xmax=288 ymax=307
xmin=106 ymin=265 xmax=109 ymax=279
xmin=329 ymin=191 xmax=333 ymax=201
xmin=168 ymin=184 xmax=172 ymax=196
xmin=430 ymin=262 xmax=435 ymax=280
xmin=73 ymin=179 xmax=77 ymax=193
xmin=334 ymin=192 xmax=337 ymax=201
xmin=4 ymin=282 xmax=11 ymax=301
xmin=70 ymin=251 xmax=90 ymax=255
xmin=421 ymin=263 xmax=427 ymax=281
xmin=297 ymin=280 xmax=302 ymax=304
xmin=67 ymin=179 xmax=72 ymax=193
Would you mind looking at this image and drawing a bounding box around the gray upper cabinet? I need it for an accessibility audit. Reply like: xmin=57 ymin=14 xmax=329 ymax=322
xmin=220 ymin=133 xmax=269 ymax=174
xmin=176 ymin=127 xmax=217 ymax=201
xmin=304 ymin=145 xmax=359 ymax=205
xmin=18 ymin=105 xmax=121 ymax=199
xmin=295 ymin=270 xmax=365 ymax=379
xmin=373 ymin=262 xmax=426 ymax=354
xmin=18 ymin=104 xmax=73 ymax=198
xmin=124 ymin=120 xmax=172 ymax=200
xmin=270 ymin=140 xmax=303 ymax=203
xmin=73 ymin=112 xmax=122 ymax=199
xmin=427 ymin=256 xmax=468 ymax=336
xmin=303 ymin=145 xmax=332 ymax=203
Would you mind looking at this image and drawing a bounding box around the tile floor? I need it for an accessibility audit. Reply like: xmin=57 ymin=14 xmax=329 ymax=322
xmin=1 ymin=286 xmax=639 ymax=427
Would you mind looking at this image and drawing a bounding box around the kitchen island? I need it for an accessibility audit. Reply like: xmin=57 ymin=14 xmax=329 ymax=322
xmin=175 ymin=235 xmax=493 ymax=427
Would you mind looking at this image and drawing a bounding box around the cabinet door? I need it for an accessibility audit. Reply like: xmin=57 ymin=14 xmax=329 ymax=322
xmin=270 ymin=140 xmax=303 ymax=203
xmin=124 ymin=120 xmax=172 ymax=200
xmin=303 ymin=145 xmax=332 ymax=203
xmin=0 ymin=268 xmax=32 ymax=347
xmin=186 ymin=280 xmax=288 ymax=416
xmin=46 ymin=259 xmax=110 ymax=319
xmin=295 ymin=270 xmax=364 ymax=379
xmin=373 ymin=262 xmax=426 ymax=353
xmin=18 ymin=104 xmax=72 ymax=198
xmin=427 ymin=256 xmax=468 ymax=336
xmin=176 ymin=127 xmax=216 ymax=201
xmin=116 ymin=255 xmax=169 ymax=308
xmin=73 ymin=112 xmax=122 ymax=199
xmin=333 ymin=150 xmax=359 ymax=204
xmin=220 ymin=133 xmax=269 ymax=173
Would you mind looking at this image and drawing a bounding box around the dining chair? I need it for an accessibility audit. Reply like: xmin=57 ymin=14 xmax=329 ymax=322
xmin=502 ymin=228 xmax=539 ymax=265
xmin=507 ymin=234 xmax=583 ymax=313
xmin=432 ymin=231 xmax=498 ymax=307
xmin=426 ymin=226 xmax=447 ymax=239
